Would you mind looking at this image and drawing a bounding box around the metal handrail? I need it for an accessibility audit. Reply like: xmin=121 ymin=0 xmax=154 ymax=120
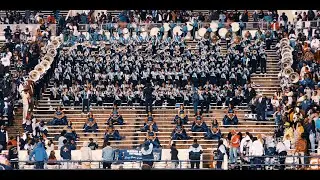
xmin=8 ymin=154 xmax=320 ymax=170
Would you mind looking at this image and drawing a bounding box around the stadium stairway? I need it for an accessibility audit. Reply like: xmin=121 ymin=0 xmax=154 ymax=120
xmin=250 ymin=40 xmax=280 ymax=98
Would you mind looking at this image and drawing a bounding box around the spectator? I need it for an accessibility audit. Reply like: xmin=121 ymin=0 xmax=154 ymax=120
xmin=294 ymin=134 xmax=307 ymax=169
xmin=29 ymin=141 xmax=48 ymax=169
xmin=88 ymin=138 xmax=98 ymax=150
xmin=229 ymin=130 xmax=240 ymax=165
xmin=102 ymin=141 xmax=114 ymax=169
xmin=60 ymin=139 xmax=72 ymax=164
xmin=222 ymin=109 xmax=239 ymax=125
xmin=216 ymin=139 xmax=226 ymax=170
xmin=80 ymin=141 xmax=92 ymax=169
xmin=58 ymin=131 xmax=67 ymax=150
xmin=188 ymin=139 xmax=203 ymax=169
xmin=7 ymin=142 xmax=18 ymax=169
xmin=276 ymin=138 xmax=288 ymax=170
xmin=0 ymin=125 xmax=8 ymax=150
xmin=47 ymin=150 xmax=58 ymax=165
xmin=170 ymin=143 xmax=179 ymax=168
xmin=249 ymin=135 xmax=264 ymax=170
xmin=239 ymin=132 xmax=252 ymax=165
xmin=46 ymin=139 xmax=54 ymax=152
xmin=141 ymin=141 xmax=154 ymax=168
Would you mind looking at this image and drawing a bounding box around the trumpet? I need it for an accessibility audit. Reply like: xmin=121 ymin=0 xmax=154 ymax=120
xmin=107 ymin=49 xmax=111 ymax=55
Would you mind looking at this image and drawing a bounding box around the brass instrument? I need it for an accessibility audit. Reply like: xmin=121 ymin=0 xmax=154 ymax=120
xmin=40 ymin=60 xmax=51 ymax=71
xmin=283 ymin=67 xmax=294 ymax=78
xmin=29 ymin=70 xmax=40 ymax=82
xmin=35 ymin=64 xmax=45 ymax=74
xmin=289 ymin=72 xmax=300 ymax=84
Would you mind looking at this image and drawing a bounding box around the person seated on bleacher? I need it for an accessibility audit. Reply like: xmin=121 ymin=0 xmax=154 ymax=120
xmin=176 ymin=104 xmax=188 ymax=124
xmin=204 ymin=126 xmax=221 ymax=140
xmin=68 ymin=139 xmax=77 ymax=150
xmin=104 ymin=125 xmax=123 ymax=142
xmin=171 ymin=125 xmax=190 ymax=140
xmin=106 ymin=106 xmax=124 ymax=125
xmin=22 ymin=115 xmax=33 ymax=134
xmin=83 ymin=112 xmax=98 ymax=133
xmin=38 ymin=120 xmax=49 ymax=138
xmin=212 ymin=118 xmax=219 ymax=128
xmin=63 ymin=121 xmax=77 ymax=141
xmin=141 ymin=113 xmax=159 ymax=132
xmin=48 ymin=150 xmax=58 ymax=165
xmin=50 ymin=106 xmax=68 ymax=125
xmin=191 ymin=114 xmax=208 ymax=132
xmin=222 ymin=109 xmax=239 ymax=126
xmin=146 ymin=131 xmax=161 ymax=148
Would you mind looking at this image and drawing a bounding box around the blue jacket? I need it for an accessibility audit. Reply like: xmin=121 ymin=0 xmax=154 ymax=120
xmin=60 ymin=145 xmax=72 ymax=160
xmin=29 ymin=142 xmax=48 ymax=162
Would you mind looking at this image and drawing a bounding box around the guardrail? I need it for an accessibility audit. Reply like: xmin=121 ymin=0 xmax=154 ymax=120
xmin=77 ymin=21 xmax=271 ymax=33
xmin=8 ymin=154 xmax=320 ymax=170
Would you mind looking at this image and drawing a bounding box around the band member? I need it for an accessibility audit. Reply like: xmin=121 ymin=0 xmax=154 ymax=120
xmin=82 ymin=86 xmax=91 ymax=113
xmin=104 ymin=125 xmax=123 ymax=142
xmin=191 ymin=115 xmax=208 ymax=132
xmin=146 ymin=131 xmax=161 ymax=148
xmin=204 ymin=126 xmax=221 ymax=140
xmin=222 ymin=109 xmax=239 ymax=126
xmin=63 ymin=121 xmax=77 ymax=141
xmin=106 ymin=106 xmax=124 ymax=125
xmin=171 ymin=125 xmax=190 ymax=140
xmin=83 ymin=112 xmax=99 ymax=133
xmin=141 ymin=112 xmax=159 ymax=132
xmin=49 ymin=106 xmax=68 ymax=125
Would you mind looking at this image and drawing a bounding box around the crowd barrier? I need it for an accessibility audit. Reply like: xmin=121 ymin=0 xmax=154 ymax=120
xmin=9 ymin=154 xmax=320 ymax=170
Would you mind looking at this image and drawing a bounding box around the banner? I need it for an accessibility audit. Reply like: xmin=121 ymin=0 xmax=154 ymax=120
xmin=115 ymin=148 xmax=162 ymax=163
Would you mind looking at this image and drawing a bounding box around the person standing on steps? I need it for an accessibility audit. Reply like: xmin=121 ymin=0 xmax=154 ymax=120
xmin=82 ymin=86 xmax=91 ymax=114
xmin=259 ymin=50 xmax=267 ymax=74
xmin=143 ymin=83 xmax=154 ymax=114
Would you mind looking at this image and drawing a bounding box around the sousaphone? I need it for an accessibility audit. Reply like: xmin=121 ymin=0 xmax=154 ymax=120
xmin=173 ymin=26 xmax=182 ymax=36
xmin=210 ymin=22 xmax=218 ymax=32
xmin=40 ymin=60 xmax=51 ymax=71
xmin=218 ymin=28 xmax=228 ymax=39
xmin=163 ymin=23 xmax=170 ymax=32
xmin=51 ymin=39 xmax=60 ymax=48
xmin=289 ymin=73 xmax=300 ymax=84
xmin=29 ymin=70 xmax=40 ymax=82
xmin=281 ymin=62 xmax=291 ymax=69
xmin=283 ymin=67 xmax=294 ymax=77
xmin=48 ymin=48 xmax=57 ymax=57
xmin=198 ymin=28 xmax=207 ymax=37
xmin=231 ymin=22 xmax=240 ymax=32
xmin=150 ymin=27 xmax=160 ymax=36
xmin=35 ymin=64 xmax=45 ymax=74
